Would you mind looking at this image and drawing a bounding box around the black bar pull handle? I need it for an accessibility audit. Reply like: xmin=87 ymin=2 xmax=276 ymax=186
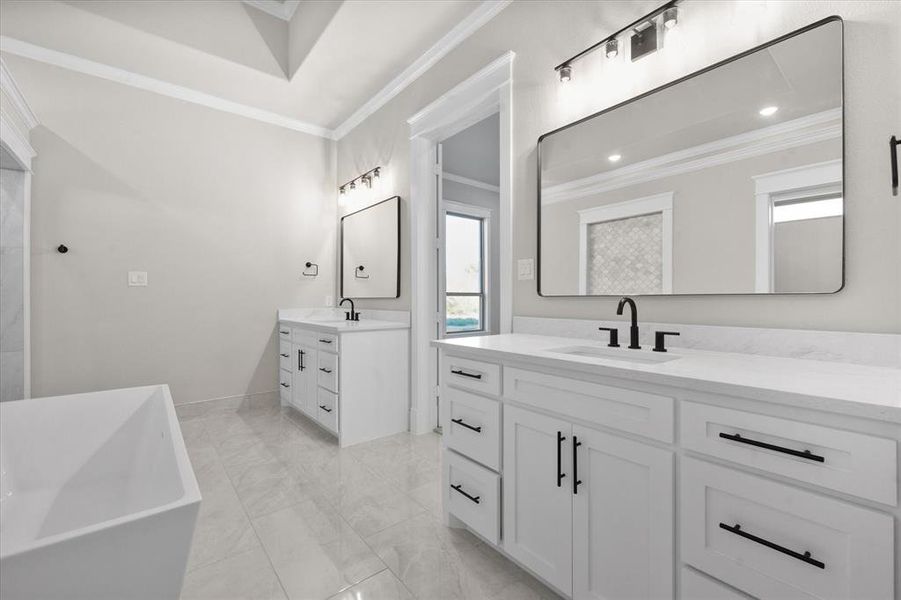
xmin=280 ymin=382 xmax=290 ymax=388
xmin=280 ymin=353 xmax=289 ymax=358
xmin=572 ymin=436 xmax=583 ymax=494
xmin=298 ymin=349 xmax=305 ymax=371
xmin=319 ymin=367 xmax=332 ymax=373
xmin=891 ymin=135 xmax=900 ymax=196
xmin=557 ymin=431 xmax=566 ymax=487
xmin=451 ymin=418 xmax=482 ymax=433
xmin=451 ymin=484 xmax=480 ymax=504
xmin=319 ymin=338 xmax=333 ymax=344
xmin=719 ymin=432 xmax=824 ymax=463
xmin=279 ymin=330 xmax=290 ymax=335
xmin=319 ymin=404 xmax=333 ymax=413
xmin=450 ymin=369 xmax=482 ymax=380
xmin=719 ymin=523 xmax=825 ymax=569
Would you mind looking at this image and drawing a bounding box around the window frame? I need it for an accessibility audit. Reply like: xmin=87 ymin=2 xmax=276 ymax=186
xmin=443 ymin=201 xmax=491 ymax=336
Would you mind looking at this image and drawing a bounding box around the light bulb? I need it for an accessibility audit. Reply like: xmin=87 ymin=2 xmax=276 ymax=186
xmin=559 ymin=65 xmax=572 ymax=83
xmin=662 ymin=7 xmax=678 ymax=29
xmin=605 ymin=39 xmax=619 ymax=59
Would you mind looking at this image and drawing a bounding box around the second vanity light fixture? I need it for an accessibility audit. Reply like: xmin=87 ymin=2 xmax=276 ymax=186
xmin=339 ymin=166 xmax=381 ymax=195
xmin=555 ymin=0 xmax=680 ymax=82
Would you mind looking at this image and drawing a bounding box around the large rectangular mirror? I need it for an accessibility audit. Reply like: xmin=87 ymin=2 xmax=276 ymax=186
xmin=539 ymin=18 xmax=843 ymax=296
xmin=341 ymin=196 xmax=401 ymax=298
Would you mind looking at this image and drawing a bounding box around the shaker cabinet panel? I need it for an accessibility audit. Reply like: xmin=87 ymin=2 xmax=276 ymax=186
xmin=572 ymin=425 xmax=674 ymax=600
xmin=502 ymin=404 xmax=573 ymax=596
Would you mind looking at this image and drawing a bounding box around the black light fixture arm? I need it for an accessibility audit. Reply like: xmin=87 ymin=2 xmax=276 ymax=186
xmin=554 ymin=0 xmax=680 ymax=73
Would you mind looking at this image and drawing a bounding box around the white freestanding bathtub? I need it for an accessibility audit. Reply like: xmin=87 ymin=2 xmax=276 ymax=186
xmin=0 ymin=385 xmax=201 ymax=599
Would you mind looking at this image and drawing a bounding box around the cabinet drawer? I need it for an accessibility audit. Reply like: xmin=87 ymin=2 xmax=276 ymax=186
xmin=316 ymin=332 xmax=338 ymax=353
xmin=681 ymin=458 xmax=894 ymax=600
xmin=442 ymin=387 xmax=500 ymax=471
xmin=504 ymin=367 xmax=674 ymax=442
xmin=443 ymin=355 xmax=501 ymax=396
xmin=317 ymin=351 xmax=339 ymax=393
xmin=681 ymin=568 xmax=750 ymax=600
xmin=278 ymin=340 xmax=292 ymax=371
xmin=279 ymin=369 xmax=292 ymax=405
xmin=278 ymin=324 xmax=293 ymax=340
xmin=316 ymin=388 xmax=338 ymax=433
xmin=682 ymin=401 xmax=897 ymax=506
xmin=443 ymin=450 xmax=500 ymax=545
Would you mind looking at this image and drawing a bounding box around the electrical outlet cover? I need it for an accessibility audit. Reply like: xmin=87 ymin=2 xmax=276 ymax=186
xmin=517 ymin=259 xmax=534 ymax=281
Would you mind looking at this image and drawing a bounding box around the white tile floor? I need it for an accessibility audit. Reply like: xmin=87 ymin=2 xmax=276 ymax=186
xmin=178 ymin=402 xmax=561 ymax=600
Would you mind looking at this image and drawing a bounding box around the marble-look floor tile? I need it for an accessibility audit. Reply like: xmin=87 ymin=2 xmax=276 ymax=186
xmin=226 ymin=459 xmax=319 ymax=518
xmin=335 ymin=485 xmax=426 ymax=538
xmin=253 ymin=500 xmax=386 ymax=600
xmin=180 ymin=547 xmax=286 ymax=600
xmin=408 ymin=481 xmax=442 ymax=517
xmin=325 ymin=568 xmax=414 ymax=600
xmin=364 ymin=514 xmax=512 ymax=600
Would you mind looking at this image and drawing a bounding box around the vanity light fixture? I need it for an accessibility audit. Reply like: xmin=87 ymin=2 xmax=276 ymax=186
xmin=608 ymin=154 xmax=622 ymax=162
xmin=553 ymin=0 xmax=679 ymax=80
xmin=338 ymin=166 xmax=382 ymax=196
xmin=759 ymin=105 xmax=779 ymax=117
xmin=605 ymin=39 xmax=619 ymax=59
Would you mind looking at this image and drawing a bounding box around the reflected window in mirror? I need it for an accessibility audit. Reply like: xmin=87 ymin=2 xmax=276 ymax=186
xmin=445 ymin=212 xmax=485 ymax=334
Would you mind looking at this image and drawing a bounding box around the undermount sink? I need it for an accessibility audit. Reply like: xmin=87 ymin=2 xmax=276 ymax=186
xmin=546 ymin=345 xmax=681 ymax=364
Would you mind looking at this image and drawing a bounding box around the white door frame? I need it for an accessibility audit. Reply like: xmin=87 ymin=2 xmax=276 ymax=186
xmin=407 ymin=51 xmax=514 ymax=434
xmin=752 ymin=159 xmax=842 ymax=292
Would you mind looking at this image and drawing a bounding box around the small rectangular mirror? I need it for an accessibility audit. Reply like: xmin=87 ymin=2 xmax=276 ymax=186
xmin=538 ymin=18 xmax=843 ymax=296
xmin=341 ymin=196 xmax=400 ymax=298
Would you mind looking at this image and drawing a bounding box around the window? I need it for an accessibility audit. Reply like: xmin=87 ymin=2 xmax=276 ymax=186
xmin=445 ymin=212 xmax=485 ymax=333
xmin=772 ymin=193 xmax=843 ymax=223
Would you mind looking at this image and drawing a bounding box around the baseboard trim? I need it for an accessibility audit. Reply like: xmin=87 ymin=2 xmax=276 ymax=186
xmin=175 ymin=389 xmax=279 ymax=420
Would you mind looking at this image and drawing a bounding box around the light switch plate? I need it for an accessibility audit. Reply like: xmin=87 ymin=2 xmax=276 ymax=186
xmin=128 ymin=271 xmax=148 ymax=287
xmin=517 ymin=258 xmax=534 ymax=281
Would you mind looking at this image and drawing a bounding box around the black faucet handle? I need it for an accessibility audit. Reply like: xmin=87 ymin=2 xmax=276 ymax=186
xmin=653 ymin=331 xmax=680 ymax=353
xmin=598 ymin=327 xmax=620 ymax=348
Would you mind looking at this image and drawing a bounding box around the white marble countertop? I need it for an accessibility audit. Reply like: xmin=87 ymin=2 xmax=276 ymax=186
xmin=278 ymin=307 xmax=409 ymax=334
xmin=433 ymin=334 xmax=901 ymax=423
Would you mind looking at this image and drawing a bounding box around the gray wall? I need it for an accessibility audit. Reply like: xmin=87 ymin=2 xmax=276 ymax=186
xmin=336 ymin=0 xmax=901 ymax=333
xmin=775 ymin=216 xmax=843 ymax=293
xmin=0 ymin=165 xmax=26 ymax=401
xmin=11 ymin=57 xmax=336 ymax=404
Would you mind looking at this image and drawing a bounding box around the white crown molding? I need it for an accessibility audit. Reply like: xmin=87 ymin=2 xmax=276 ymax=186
xmin=543 ymin=108 xmax=842 ymax=204
xmin=242 ymin=1 xmax=300 ymax=21
xmin=0 ymin=36 xmax=332 ymax=139
xmin=333 ymin=0 xmax=512 ymax=140
xmin=0 ymin=114 xmax=36 ymax=170
xmin=0 ymin=57 xmax=39 ymax=130
xmin=442 ymin=171 xmax=500 ymax=193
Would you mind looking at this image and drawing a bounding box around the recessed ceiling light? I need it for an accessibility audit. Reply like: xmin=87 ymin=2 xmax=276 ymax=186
xmin=759 ymin=105 xmax=779 ymax=117
xmin=608 ymin=154 xmax=622 ymax=162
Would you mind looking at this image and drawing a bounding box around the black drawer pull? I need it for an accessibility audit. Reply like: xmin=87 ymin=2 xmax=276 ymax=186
xmin=319 ymin=338 xmax=333 ymax=344
xmin=556 ymin=431 xmax=566 ymax=487
xmin=450 ymin=484 xmax=480 ymax=504
xmin=719 ymin=432 xmax=824 ymax=462
xmin=280 ymin=353 xmax=289 ymax=358
xmin=319 ymin=367 xmax=332 ymax=373
xmin=319 ymin=404 xmax=333 ymax=413
xmin=298 ymin=349 xmax=305 ymax=371
xmin=279 ymin=330 xmax=290 ymax=335
xmin=450 ymin=369 xmax=482 ymax=380
xmin=451 ymin=418 xmax=482 ymax=433
xmin=719 ymin=523 xmax=825 ymax=569
xmin=572 ymin=436 xmax=582 ymax=495
xmin=280 ymin=382 xmax=290 ymax=388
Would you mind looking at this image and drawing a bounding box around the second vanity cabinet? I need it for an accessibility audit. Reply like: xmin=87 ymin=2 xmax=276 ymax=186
xmin=279 ymin=319 xmax=408 ymax=447
xmin=436 ymin=338 xmax=899 ymax=600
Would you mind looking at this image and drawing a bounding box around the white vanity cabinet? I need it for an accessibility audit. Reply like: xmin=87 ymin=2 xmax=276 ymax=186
xmin=436 ymin=336 xmax=899 ymax=600
xmin=278 ymin=319 xmax=409 ymax=447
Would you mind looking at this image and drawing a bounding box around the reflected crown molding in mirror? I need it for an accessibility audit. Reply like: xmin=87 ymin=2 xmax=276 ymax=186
xmin=340 ymin=196 xmax=401 ymax=299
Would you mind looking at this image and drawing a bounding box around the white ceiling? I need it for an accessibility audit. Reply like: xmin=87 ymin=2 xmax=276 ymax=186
xmin=0 ymin=0 xmax=506 ymax=138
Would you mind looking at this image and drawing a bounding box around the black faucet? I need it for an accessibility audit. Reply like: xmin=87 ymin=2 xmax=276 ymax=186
xmin=339 ymin=297 xmax=359 ymax=321
xmin=616 ymin=297 xmax=641 ymax=349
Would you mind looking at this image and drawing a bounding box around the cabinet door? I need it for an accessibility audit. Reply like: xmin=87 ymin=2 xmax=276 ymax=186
xmin=572 ymin=425 xmax=673 ymax=600
xmin=503 ymin=405 xmax=573 ymax=596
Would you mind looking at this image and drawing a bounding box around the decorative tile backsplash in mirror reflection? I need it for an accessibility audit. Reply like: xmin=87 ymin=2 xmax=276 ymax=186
xmin=538 ymin=18 xmax=843 ymax=296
